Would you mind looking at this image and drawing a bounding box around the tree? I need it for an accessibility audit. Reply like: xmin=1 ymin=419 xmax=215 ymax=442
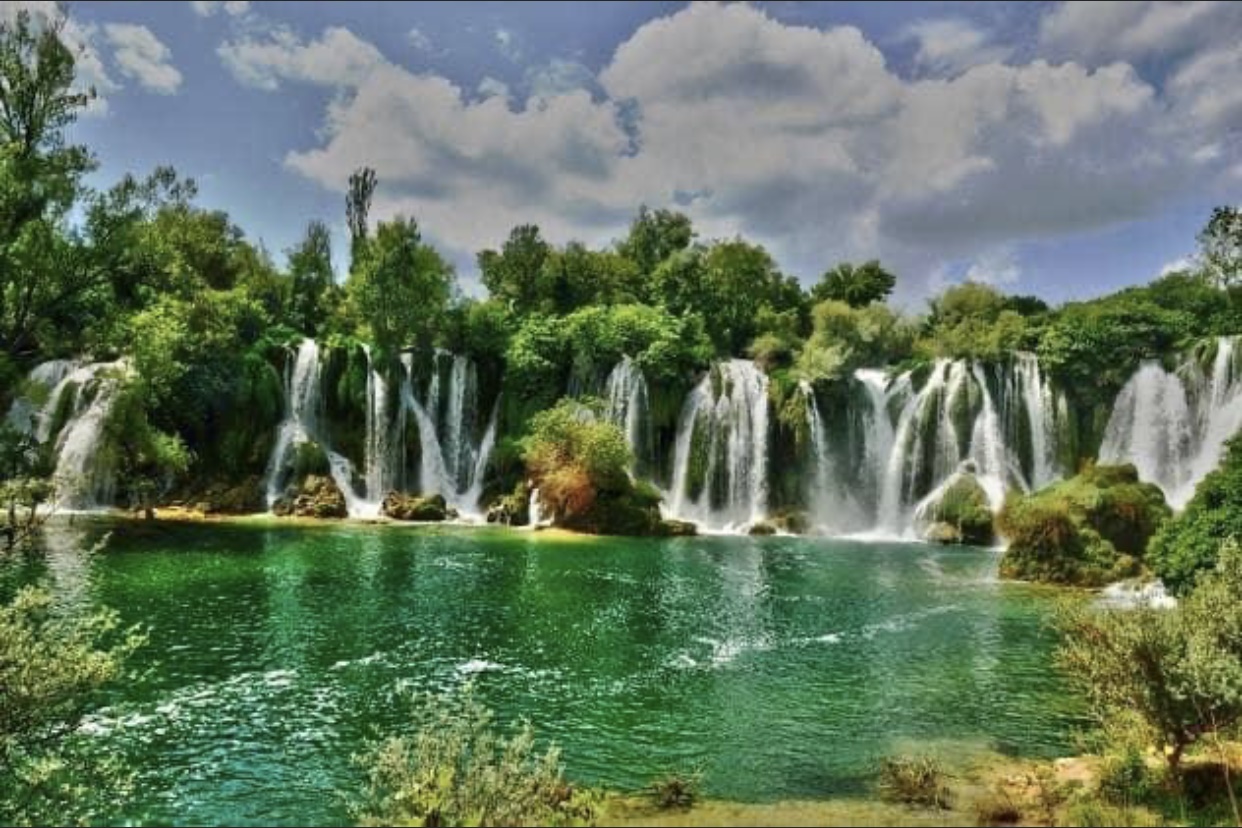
xmin=287 ymin=220 xmax=334 ymax=335
xmin=0 ymin=8 xmax=97 ymax=359
xmin=699 ymin=239 xmax=806 ymax=356
xmin=1198 ymin=206 xmax=1241 ymax=288
xmin=811 ymin=260 xmax=896 ymax=308
xmin=349 ymin=216 xmax=452 ymax=353
xmin=1149 ymin=434 xmax=1242 ymax=595
xmin=1 ymin=586 xmax=144 ymax=825
xmin=523 ymin=398 xmax=631 ymax=523
xmin=345 ymin=166 xmax=376 ymax=267
xmin=1057 ymin=540 xmax=1242 ymax=773
xmin=618 ymin=205 xmax=694 ymax=278
xmin=479 ymin=224 xmax=550 ymax=314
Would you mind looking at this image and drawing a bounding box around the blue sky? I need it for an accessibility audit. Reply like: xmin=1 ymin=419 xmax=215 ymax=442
xmin=12 ymin=0 xmax=1242 ymax=306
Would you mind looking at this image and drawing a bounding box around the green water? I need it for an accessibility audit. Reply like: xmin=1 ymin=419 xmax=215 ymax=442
xmin=4 ymin=520 xmax=1083 ymax=826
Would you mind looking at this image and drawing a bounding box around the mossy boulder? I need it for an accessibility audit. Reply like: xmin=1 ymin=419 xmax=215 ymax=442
xmin=381 ymin=492 xmax=455 ymax=522
xmin=916 ymin=472 xmax=994 ymax=546
xmin=191 ymin=476 xmax=266 ymax=515
xmin=658 ymin=519 xmax=698 ymax=537
xmin=748 ymin=521 xmax=778 ymax=536
xmin=273 ymin=474 xmax=348 ymax=519
xmin=768 ymin=510 xmax=810 ymax=535
xmin=557 ymin=481 xmax=665 ymax=536
xmin=487 ymin=482 xmax=531 ymax=527
xmin=998 ymin=463 xmax=1169 ymax=586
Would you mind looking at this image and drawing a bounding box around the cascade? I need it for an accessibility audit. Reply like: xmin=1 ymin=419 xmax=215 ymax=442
xmin=668 ymin=359 xmax=769 ymax=531
xmin=398 ymin=351 xmax=495 ymax=515
xmin=800 ymin=380 xmax=864 ymax=532
xmin=5 ymin=360 xmax=127 ymax=510
xmin=604 ymin=357 xmax=653 ymax=475
xmin=1101 ymin=336 xmax=1242 ymax=508
xmin=1000 ymin=353 xmax=1065 ymax=491
xmin=263 ymin=340 xmax=375 ymax=517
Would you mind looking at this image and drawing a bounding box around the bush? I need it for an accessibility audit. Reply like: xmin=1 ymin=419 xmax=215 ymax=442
xmin=876 ymin=755 xmax=952 ymax=809
xmin=647 ymin=770 xmax=702 ymax=810
xmin=1062 ymin=796 xmax=1164 ymax=827
xmin=1148 ymin=436 xmax=1242 ymax=595
xmin=998 ymin=464 xmax=1169 ymax=586
xmin=354 ymin=685 xmax=600 ymax=827
xmin=972 ymin=789 xmax=1021 ymax=826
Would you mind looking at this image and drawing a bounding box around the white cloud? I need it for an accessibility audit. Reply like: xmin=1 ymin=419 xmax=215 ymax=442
xmin=407 ymin=27 xmax=431 ymax=52
xmin=1039 ymin=1 xmax=1238 ymax=64
xmin=477 ymin=76 xmax=510 ymax=101
xmin=219 ymin=26 xmax=386 ymax=90
xmin=104 ymin=23 xmax=182 ymax=94
xmin=191 ymin=1 xmax=250 ymax=17
xmin=223 ymin=3 xmax=1238 ymax=300
xmin=494 ymin=27 xmax=520 ymax=61
xmin=1160 ymin=256 xmax=1197 ymax=275
xmin=903 ymin=18 xmax=1012 ymax=76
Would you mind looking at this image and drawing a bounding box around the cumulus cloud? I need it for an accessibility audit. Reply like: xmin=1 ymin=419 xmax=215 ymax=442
xmin=219 ymin=25 xmax=386 ymax=90
xmin=104 ymin=23 xmax=182 ymax=94
xmin=904 ymin=18 xmax=1012 ymax=76
xmin=191 ymin=1 xmax=250 ymax=17
xmin=217 ymin=2 xmax=1240 ymax=299
xmin=407 ymin=27 xmax=431 ymax=52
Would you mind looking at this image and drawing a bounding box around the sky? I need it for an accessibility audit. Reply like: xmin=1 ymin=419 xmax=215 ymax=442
xmin=5 ymin=0 xmax=1241 ymax=307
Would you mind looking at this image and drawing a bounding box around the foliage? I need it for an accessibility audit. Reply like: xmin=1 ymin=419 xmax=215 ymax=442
xmin=1198 ymin=205 xmax=1241 ymax=289
xmin=287 ymin=220 xmax=335 ymax=336
xmin=347 ymin=216 xmax=452 ymax=354
xmin=876 ymin=755 xmax=952 ymax=809
xmin=811 ymin=260 xmax=896 ymax=308
xmin=1056 ymin=540 xmax=1242 ymax=773
xmin=971 ymin=789 xmax=1021 ymax=826
xmin=617 ymin=205 xmax=694 ymax=279
xmin=921 ymin=282 xmax=1029 ymax=361
xmin=998 ymin=464 xmax=1169 ymax=586
xmin=524 ymin=398 xmax=632 ymax=515
xmin=479 ymin=224 xmax=551 ymax=316
xmin=1 ymin=585 xmax=144 ymax=825
xmin=921 ymin=473 xmax=994 ymax=546
xmin=354 ymin=685 xmax=600 ymax=827
xmin=345 ymin=166 xmax=376 ymax=266
xmin=1148 ymin=436 xmax=1242 ymax=595
xmin=647 ymin=769 xmax=702 ymax=810
xmin=795 ymin=300 xmax=913 ymax=385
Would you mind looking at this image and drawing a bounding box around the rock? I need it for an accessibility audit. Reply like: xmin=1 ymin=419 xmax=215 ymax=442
xmin=201 ymin=476 xmax=266 ymax=515
xmin=748 ymin=521 xmax=778 ymax=536
xmin=381 ymin=491 xmax=451 ymax=522
xmin=659 ymin=519 xmax=698 ymax=537
xmin=916 ymin=471 xmax=995 ymax=546
xmin=768 ymin=511 xmax=810 ymax=535
xmin=486 ymin=486 xmax=531 ymax=527
xmin=273 ymin=474 xmax=347 ymax=519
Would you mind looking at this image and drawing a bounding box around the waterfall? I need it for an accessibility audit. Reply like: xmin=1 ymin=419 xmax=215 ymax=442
xmin=398 ymin=351 xmax=495 ymax=515
xmin=363 ymin=347 xmax=395 ymax=513
xmin=1002 ymin=353 xmax=1065 ymax=491
xmin=5 ymin=359 xmax=127 ymax=510
xmin=668 ymin=359 xmax=769 ymax=531
xmin=604 ymin=357 xmax=653 ymax=474
xmin=528 ymin=486 xmax=546 ymax=529
xmin=856 ymin=369 xmax=896 ymax=499
xmin=968 ymin=362 xmax=1010 ymax=512
xmin=1101 ymin=336 xmax=1242 ymax=508
xmin=801 ymin=381 xmax=865 ymax=532
xmin=263 ymin=339 xmax=375 ymax=517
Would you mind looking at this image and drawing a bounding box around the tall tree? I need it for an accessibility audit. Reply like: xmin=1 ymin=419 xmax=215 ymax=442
xmin=811 ymin=260 xmax=896 ymax=308
xmin=700 ymin=239 xmax=805 ymax=355
xmin=478 ymin=224 xmax=550 ymax=314
xmin=287 ymin=220 xmax=334 ymax=335
xmin=345 ymin=166 xmax=376 ymax=268
xmin=618 ymin=205 xmax=694 ymax=279
xmin=349 ymin=216 xmax=452 ymax=352
xmin=1198 ymin=206 xmax=1241 ymax=289
xmin=0 ymin=8 xmax=97 ymax=359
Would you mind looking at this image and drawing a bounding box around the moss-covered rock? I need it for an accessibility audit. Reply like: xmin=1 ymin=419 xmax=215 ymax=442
xmin=557 ymin=481 xmax=665 ymax=536
xmin=768 ymin=510 xmax=810 ymax=535
xmin=997 ymin=463 xmax=1169 ymax=586
xmin=381 ymin=492 xmax=455 ymax=522
xmin=273 ymin=474 xmax=348 ymax=519
xmin=486 ymin=482 xmax=531 ymax=527
xmin=748 ymin=521 xmax=778 ymax=536
xmin=192 ymin=476 xmax=266 ymax=515
xmin=658 ymin=519 xmax=698 ymax=537
xmin=917 ymin=472 xmax=994 ymax=546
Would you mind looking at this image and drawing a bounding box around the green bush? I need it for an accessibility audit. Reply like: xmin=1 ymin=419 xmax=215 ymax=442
xmin=972 ymin=789 xmax=1021 ymax=826
xmin=876 ymin=755 xmax=952 ymax=809
xmin=998 ymin=464 xmax=1168 ymax=586
xmin=647 ymin=770 xmax=702 ymax=810
xmin=923 ymin=473 xmax=994 ymax=545
xmin=354 ymin=686 xmax=600 ymax=827
xmin=1148 ymin=436 xmax=1242 ymax=595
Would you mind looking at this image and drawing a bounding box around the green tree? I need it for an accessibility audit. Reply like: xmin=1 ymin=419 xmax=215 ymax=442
xmin=348 ymin=216 xmax=452 ymax=353
xmin=0 ymin=8 xmax=97 ymax=358
xmin=1057 ymin=539 xmax=1242 ymax=773
xmin=700 ymin=239 xmax=805 ymax=355
xmin=287 ymin=220 xmax=334 ymax=335
xmin=479 ymin=224 xmax=550 ymax=315
xmin=1149 ymin=435 xmax=1242 ymax=595
xmin=1198 ymin=206 xmax=1241 ymax=289
xmin=345 ymin=166 xmax=376 ymax=267
xmin=1 ymin=586 xmax=144 ymax=825
xmin=811 ymin=260 xmax=896 ymax=308
xmin=523 ymin=398 xmax=632 ymax=524
xmin=618 ymin=205 xmax=694 ymax=278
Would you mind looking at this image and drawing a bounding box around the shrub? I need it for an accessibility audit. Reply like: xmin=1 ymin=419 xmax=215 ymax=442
xmin=972 ymin=789 xmax=1021 ymax=826
xmin=876 ymin=755 xmax=952 ymax=809
xmin=355 ymin=686 xmax=600 ymax=827
xmin=1148 ymin=435 xmax=1242 ymax=595
xmin=1062 ymin=796 xmax=1164 ymax=827
xmin=647 ymin=769 xmax=702 ymax=810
